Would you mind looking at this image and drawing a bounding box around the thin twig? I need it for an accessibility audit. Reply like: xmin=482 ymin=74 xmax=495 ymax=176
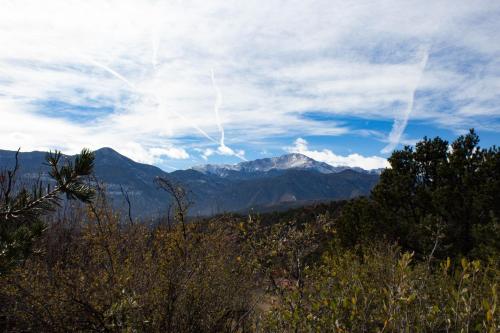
xmin=120 ymin=184 xmax=133 ymax=225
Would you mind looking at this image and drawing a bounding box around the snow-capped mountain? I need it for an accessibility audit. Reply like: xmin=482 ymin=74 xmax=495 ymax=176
xmin=192 ymin=153 xmax=379 ymax=177
xmin=0 ymin=149 xmax=382 ymax=217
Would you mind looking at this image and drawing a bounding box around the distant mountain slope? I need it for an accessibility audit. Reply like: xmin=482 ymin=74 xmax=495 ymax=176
xmin=192 ymin=153 xmax=383 ymax=180
xmin=0 ymin=148 xmax=382 ymax=218
xmin=0 ymin=148 xmax=171 ymax=218
xmin=192 ymin=153 xmax=342 ymax=175
xmin=187 ymin=169 xmax=378 ymax=215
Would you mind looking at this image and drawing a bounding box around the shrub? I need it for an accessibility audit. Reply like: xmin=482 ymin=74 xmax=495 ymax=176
xmin=0 ymin=198 xmax=255 ymax=332
xmin=261 ymin=243 xmax=499 ymax=332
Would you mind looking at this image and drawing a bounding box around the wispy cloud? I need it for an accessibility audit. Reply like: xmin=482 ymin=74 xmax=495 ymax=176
xmin=0 ymin=0 xmax=499 ymax=166
xmin=149 ymin=147 xmax=189 ymax=160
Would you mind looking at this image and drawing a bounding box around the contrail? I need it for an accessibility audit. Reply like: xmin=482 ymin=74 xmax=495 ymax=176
xmin=147 ymin=35 xmax=219 ymax=144
xmin=151 ymin=33 xmax=158 ymax=70
xmin=88 ymin=58 xmax=137 ymax=90
xmin=211 ymin=69 xmax=225 ymax=147
xmin=382 ymin=47 xmax=429 ymax=153
xmin=88 ymin=58 xmax=220 ymax=145
xmin=211 ymin=69 xmax=246 ymax=161
xmin=88 ymin=56 xmax=243 ymax=156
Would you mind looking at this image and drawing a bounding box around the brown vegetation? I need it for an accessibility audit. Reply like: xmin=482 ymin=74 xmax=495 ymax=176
xmin=1 ymin=131 xmax=498 ymax=332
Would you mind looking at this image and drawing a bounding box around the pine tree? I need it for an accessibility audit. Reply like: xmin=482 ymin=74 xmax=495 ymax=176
xmin=338 ymin=129 xmax=500 ymax=259
xmin=0 ymin=148 xmax=95 ymax=274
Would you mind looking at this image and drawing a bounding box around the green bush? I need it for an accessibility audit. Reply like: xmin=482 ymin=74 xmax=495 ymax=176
xmin=261 ymin=242 xmax=498 ymax=332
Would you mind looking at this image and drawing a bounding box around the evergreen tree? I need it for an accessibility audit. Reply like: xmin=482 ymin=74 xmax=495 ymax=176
xmin=0 ymin=149 xmax=94 ymax=275
xmin=339 ymin=129 xmax=500 ymax=259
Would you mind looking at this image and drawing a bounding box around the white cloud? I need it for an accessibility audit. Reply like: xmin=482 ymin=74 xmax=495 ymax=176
xmin=286 ymin=138 xmax=389 ymax=170
xmin=149 ymin=147 xmax=189 ymax=160
xmin=0 ymin=0 xmax=499 ymax=164
xmin=197 ymin=146 xmax=245 ymax=161
xmin=200 ymin=148 xmax=215 ymax=161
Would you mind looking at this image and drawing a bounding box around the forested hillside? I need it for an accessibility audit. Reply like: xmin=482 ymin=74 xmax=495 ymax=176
xmin=0 ymin=149 xmax=379 ymax=217
xmin=0 ymin=130 xmax=498 ymax=332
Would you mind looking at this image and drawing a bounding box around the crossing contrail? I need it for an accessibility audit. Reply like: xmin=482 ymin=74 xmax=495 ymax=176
xmin=88 ymin=58 xmax=220 ymax=145
xmin=382 ymin=47 xmax=429 ymax=153
xmin=88 ymin=54 xmax=244 ymax=160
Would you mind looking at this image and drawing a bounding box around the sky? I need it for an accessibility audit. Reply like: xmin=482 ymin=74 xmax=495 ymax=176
xmin=0 ymin=0 xmax=499 ymax=171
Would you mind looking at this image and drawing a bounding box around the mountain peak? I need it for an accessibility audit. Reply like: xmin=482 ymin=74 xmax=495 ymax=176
xmin=239 ymin=153 xmax=320 ymax=171
xmin=266 ymin=153 xmax=316 ymax=167
xmin=95 ymin=147 xmax=120 ymax=155
xmin=94 ymin=147 xmax=136 ymax=160
xmin=192 ymin=153 xmax=352 ymax=176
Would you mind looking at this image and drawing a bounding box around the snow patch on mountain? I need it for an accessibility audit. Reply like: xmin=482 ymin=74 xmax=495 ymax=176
xmin=192 ymin=153 xmax=384 ymax=177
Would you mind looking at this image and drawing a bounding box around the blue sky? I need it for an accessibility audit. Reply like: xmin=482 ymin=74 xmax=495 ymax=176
xmin=0 ymin=0 xmax=499 ymax=170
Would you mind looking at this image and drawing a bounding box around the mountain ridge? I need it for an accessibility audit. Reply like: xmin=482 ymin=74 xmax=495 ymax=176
xmin=192 ymin=152 xmax=383 ymax=177
xmin=0 ymin=148 xmax=382 ymax=217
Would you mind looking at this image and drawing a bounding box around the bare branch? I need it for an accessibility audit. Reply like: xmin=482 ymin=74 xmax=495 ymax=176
xmin=120 ymin=185 xmax=133 ymax=225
